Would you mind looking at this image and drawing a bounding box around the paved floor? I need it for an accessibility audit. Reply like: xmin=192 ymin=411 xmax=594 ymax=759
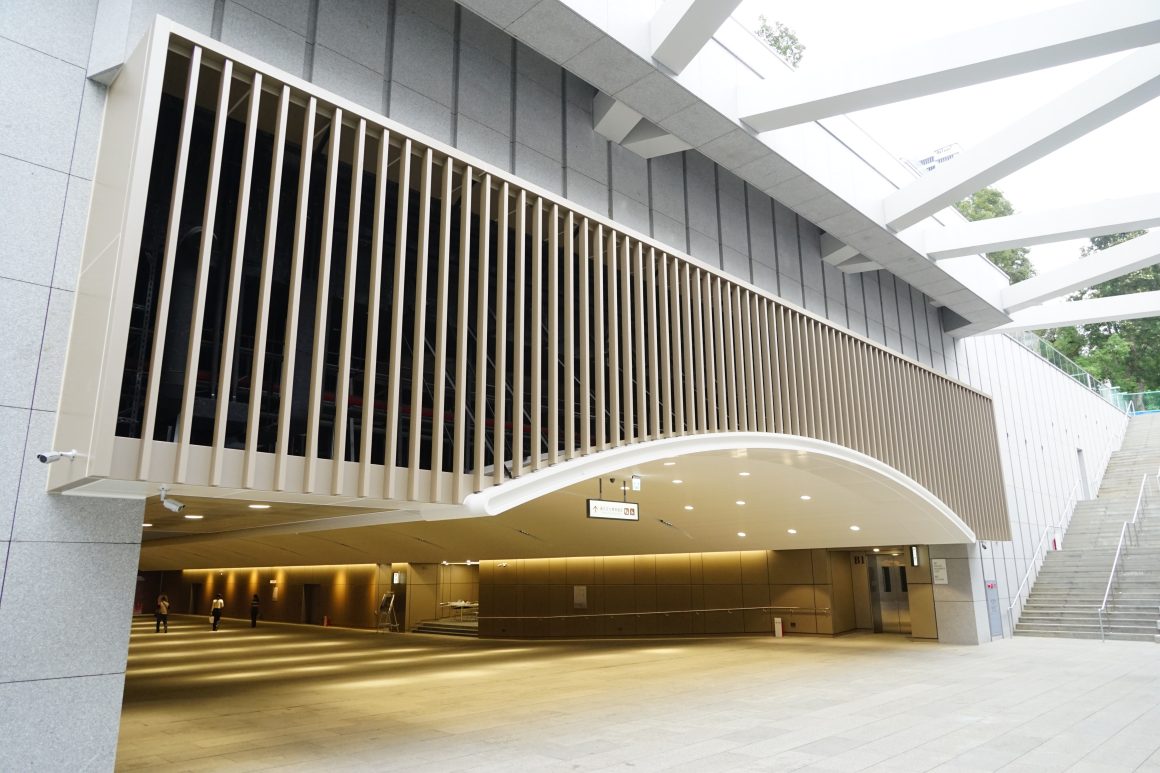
xmin=117 ymin=616 xmax=1160 ymax=772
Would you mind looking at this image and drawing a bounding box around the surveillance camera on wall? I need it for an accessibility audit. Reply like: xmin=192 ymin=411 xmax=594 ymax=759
xmin=159 ymin=485 xmax=185 ymax=513
xmin=36 ymin=449 xmax=77 ymax=464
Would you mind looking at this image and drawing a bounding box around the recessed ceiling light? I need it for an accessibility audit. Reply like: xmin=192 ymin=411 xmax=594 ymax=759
xmin=849 ymin=525 xmax=860 ymax=531
xmin=672 ymin=479 xmax=683 ymax=484
xmin=663 ymin=461 xmax=676 ymax=466
xmin=735 ymin=500 xmax=746 ymax=506
xmin=737 ymin=531 xmax=747 ymax=537
xmin=184 ymin=514 xmax=204 ymax=520
xmin=142 ymin=523 xmax=152 ymax=528
xmin=872 ymin=548 xmax=880 ymax=553
xmin=684 ymin=505 xmax=694 ymax=511
xmin=738 ymin=471 xmax=750 ymax=477
xmin=800 ymin=495 xmax=811 ymax=501
xmin=248 ymin=504 xmax=271 ymax=509
xmin=787 ymin=529 xmax=797 ymax=534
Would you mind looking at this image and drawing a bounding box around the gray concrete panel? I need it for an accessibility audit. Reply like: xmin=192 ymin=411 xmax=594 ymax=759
xmin=220 ymin=1 xmax=306 ymax=78
xmin=778 ymin=277 xmax=802 ymax=307
xmin=803 ymin=287 xmax=826 ymax=316
xmin=0 ymin=156 xmax=69 ymax=289
xmin=772 ymin=202 xmax=799 ymax=283
xmin=0 ymin=538 xmax=141 ymax=682
xmin=455 ymin=0 xmax=537 ymax=29
xmin=879 ymin=274 xmax=900 ymax=331
xmin=746 ymin=186 xmax=774 ymax=269
xmin=649 ymin=154 xmax=685 ymax=225
xmin=457 ymin=115 xmax=512 ymax=172
xmin=565 ymin=101 xmax=607 ymax=184
xmin=847 ymin=312 xmax=867 ymax=337
xmin=614 ymin=70 xmax=696 ymax=124
xmin=0 ymin=407 xmax=29 ymax=539
xmin=461 ymin=7 xmax=513 ymax=66
xmin=609 ymin=143 xmax=647 ymax=205
xmin=390 ymin=82 xmax=452 ymax=144
xmin=861 ymin=273 xmax=882 ymax=322
xmin=515 ymin=142 xmax=562 ymax=194
xmin=717 ymin=170 xmax=747 ymax=257
xmin=902 ymin=335 xmax=917 ymax=358
xmin=128 ymin=0 xmax=215 ymax=56
xmin=458 ymin=41 xmax=512 ymax=136
xmin=843 ymin=273 xmax=865 ymax=315
xmin=515 ymin=41 xmax=562 ymax=94
xmin=684 ymin=153 xmax=717 ymax=243
xmin=688 ymin=229 xmax=720 ymax=268
xmin=313 ymin=45 xmax=386 ymax=115
xmin=752 ymin=262 xmax=777 ymax=295
xmin=392 ymin=0 xmax=454 ymax=109
xmin=895 ymin=277 xmax=916 ymax=343
xmin=0 ymin=0 xmax=98 ymax=68
xmin=53 ymin=178 xmax=90 ymax=290
xmin=651 ymin=212 xmax=684 ymax=251
xmin=0 ymin=38 xmax=85 ymax=175
xmin=516 ymin=74 xmax=563 ymax=161
xmin=31 ymin=289 xmax=73 ymax=412
xmin=0 ymin=673 xmax=126 ymax=772
xmin=565 ymin=170 xmax=608 ymax=216
xmin=799 ymin=220 xmax=823 ymax=289
xmin=885 ymin=326 xmax=902 ymax=352
xmin=564 ymin=36 xmax=653 ymax=97
xmin=563 ymin=71 xmax=594 ymax=108
xmin=316 ymin=0 xmax=387 ymax=72
xmin=722 ymin=246 xmax=749 ymax=282
xmin=0 ymin=279 xmax=50 ymax=410
xmin=612 ymin=193 xmax=649 ymax=237
xmin=236 ymin=0 xmax=310 ymax=34
xmin=507 ymin=2 xmax=601 ymax=65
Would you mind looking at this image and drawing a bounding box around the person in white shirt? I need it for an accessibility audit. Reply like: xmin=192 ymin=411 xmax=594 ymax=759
xmin=211 ymin=593 xmax=225 ymax=631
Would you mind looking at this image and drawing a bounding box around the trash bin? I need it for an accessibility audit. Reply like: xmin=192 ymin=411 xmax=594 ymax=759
xmin=773 ymin=617 xmax=783 ymax=638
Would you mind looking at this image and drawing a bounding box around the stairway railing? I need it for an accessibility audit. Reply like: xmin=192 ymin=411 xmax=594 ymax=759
xmin=1007 ymin=481 xmax=1080 ymax=635
xmin=1097 ymin=468 xmax=1158 ymax=641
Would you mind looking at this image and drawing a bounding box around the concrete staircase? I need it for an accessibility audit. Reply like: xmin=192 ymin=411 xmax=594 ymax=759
xmin=1016 ymin=413 xmax=1160 ymax=641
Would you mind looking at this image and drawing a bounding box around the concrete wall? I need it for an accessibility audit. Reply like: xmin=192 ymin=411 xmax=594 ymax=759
xmin=478 ymin=549 xmax=855 ymax=639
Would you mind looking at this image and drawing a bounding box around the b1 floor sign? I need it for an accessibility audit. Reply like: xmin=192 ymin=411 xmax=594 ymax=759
xmin=985 ymin=581 xmax=1003 ymax=638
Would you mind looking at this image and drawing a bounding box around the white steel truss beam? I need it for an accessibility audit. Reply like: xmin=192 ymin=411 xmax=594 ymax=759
xmin=1001 ymin=231 xmax=1160 ymax=313
xmin=996 ymin=290 xmax=1160 ymax=333
xmin=883 ymin=44 xmax=1160 ymax=232
xmin=740 ymin=0 xmax=1160 ymax=131
xmin=650 ymin=0 xmax=744 ymax=74
xmin=926 ymin=194 xmax=1160 ymax=260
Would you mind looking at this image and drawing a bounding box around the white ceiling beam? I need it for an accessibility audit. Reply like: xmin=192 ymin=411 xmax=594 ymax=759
xmin=593 ymin=92 xmax=643 ymax=144
xmin=996 ymin=290 xmax=1160 ymax=333
xmin=621 ymin=119 xmax=691 ymax=159
xmin=1001 ymin=231 xmax=1160 ymax=313
xmin=882 ymin=45 xmax=1160 ymax=232
xmin=926 ymin=194 xmax=1160 ymax=260
xmin=650 ymin=0 xmax=744 ymax=74
xmin=821 ymin=233 xmax=858 ymax=265
xmin=739 ymin=0 xmax=1160 ymax=131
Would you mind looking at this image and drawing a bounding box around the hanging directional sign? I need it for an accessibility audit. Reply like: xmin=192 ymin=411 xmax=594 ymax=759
xmin=587 ymin=499 xmax=640 ymax=521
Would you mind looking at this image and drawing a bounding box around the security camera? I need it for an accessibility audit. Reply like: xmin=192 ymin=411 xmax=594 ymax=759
xmin=36 ymin=449 xmax=77 ymax=464
xmin=159 ymin=485 xmax=185 ymax=513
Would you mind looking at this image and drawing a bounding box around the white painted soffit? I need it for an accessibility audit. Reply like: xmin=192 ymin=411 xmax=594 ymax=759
xmin=453 ymin=0 xmax=1012 ymax=335
xmin=738 ymin=0 xmax=1160 ymax=130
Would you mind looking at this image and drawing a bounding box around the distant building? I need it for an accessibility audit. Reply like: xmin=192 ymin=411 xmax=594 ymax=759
xmin=906 ymin=143 xmax=963 ymax=175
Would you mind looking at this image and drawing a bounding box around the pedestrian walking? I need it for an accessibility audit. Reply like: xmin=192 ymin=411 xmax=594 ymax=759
xmin=211 ymin=593 xmax=224 ymax=631
xmin=155 ymin=594 xmax=169 ymax=633
xmin=250 ymin=594 xmax=260 ymax=628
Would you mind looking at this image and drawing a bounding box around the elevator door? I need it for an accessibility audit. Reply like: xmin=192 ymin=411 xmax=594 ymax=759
xmin=870 ymin=556 xmax=911 ymax=634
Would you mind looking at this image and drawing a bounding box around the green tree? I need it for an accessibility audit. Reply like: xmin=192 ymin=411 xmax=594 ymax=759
xmin=756 ymin=16 xmax=805 ymax=69
xmin=1045 ymin=230 xmax=1160 ymax=392
xmin=953 ymin=187 xmax=1035 ymax=282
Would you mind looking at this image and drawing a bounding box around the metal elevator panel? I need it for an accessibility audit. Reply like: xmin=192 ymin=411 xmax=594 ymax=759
xmin=869 ymin=555 xmax=911 ymax=634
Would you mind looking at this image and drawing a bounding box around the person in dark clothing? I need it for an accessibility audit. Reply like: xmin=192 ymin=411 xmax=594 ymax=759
xmin=155 ymin=594 xmax=169 ymax=633
xmin=250 ymin=594 xmax=260 ymax=628
xmin=211 ymin=593 xmax=224 ymax=631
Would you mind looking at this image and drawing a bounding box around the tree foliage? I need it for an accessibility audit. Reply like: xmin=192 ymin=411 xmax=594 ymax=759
xmin=953 ymin=187 xmax=1035 ymax=283
xmin=756 ymin=16 xmax=805 ymax=69
xmin=1042 ymin=230 xmax=1160 ymax=392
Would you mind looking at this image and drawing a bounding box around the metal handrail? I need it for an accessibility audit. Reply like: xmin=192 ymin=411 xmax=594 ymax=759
xmin=1097 ymin=472 xmax=1153 ymax=641
xmin=479 ymin=605 xmax=831 ymax=621
xmin=1006 ymin=481 xmax=1080 ymax=634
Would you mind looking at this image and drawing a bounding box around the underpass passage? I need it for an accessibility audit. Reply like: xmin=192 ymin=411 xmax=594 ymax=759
xmin=116 ymin=616 xmax=1160 ymax=770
